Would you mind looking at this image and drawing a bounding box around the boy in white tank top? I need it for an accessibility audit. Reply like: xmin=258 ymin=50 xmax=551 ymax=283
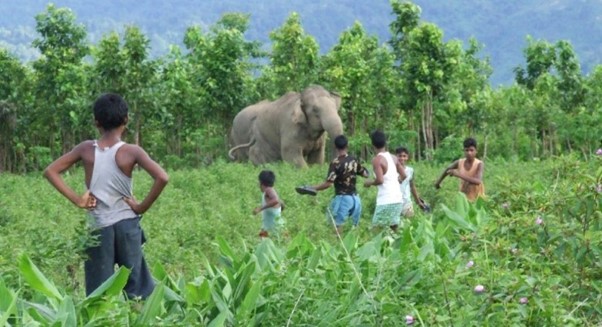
xmin=363 ymin=130 xmax=406 ymax=232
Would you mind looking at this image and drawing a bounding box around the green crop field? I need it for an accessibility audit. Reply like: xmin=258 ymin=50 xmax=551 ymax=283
xmin=0 ymin=156 xmax=601 ymax=326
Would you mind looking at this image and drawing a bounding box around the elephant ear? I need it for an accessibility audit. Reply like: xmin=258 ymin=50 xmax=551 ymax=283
xmin=330 ymin=91 xmax=342 ymax=111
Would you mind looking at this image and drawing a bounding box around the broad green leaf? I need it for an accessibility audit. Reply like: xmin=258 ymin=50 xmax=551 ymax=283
xmin=232 ymin=262 xmax=255 ymax=304
xmin=236 ymin=279 xmax=262 ymax=321
xmin=441 ymin=204 xmax=476 ymax=232
xmin=86 ymin=266 xmax=130 ymax=300
xmin=0 ymin=287 xmax=17 ymax=326
xmin=23 ymin=301 xmax=56 ymax=323
xmin=134 ymin=283 xmax=165 ymax=327
xmin=163 ymin=284 xmax=184 ymax=303
xmin=57 ymin=296 xmax=77 ymax=327
xmin=0 ymin=279 xmax=15 ymax=312
xmin=208 ymin=311 xmax=228 ymax=327
xmin=19 ymin=254 xmax=62 ymax=301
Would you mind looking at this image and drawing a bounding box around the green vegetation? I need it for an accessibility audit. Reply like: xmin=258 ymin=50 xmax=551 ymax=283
xmin=1 ymin=156 xmax=601 ymax=325
xmin=2 ymin=0 xmax=602 ymax=85
xmin=1 ymin=2 xmax=600 ymax=174
xmin=1 ymin=1 xmax=601 ymax=325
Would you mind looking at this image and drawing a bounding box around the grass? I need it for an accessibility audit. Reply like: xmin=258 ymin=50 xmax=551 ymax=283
xmin=0 ymin=155 xmax=600 ymax=325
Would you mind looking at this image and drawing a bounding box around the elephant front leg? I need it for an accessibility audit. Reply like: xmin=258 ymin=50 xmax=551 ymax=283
xmin=306 ymin=147 xmax=325 ymax=165
xmin=281 ymin=146 xmax=307 ymax=168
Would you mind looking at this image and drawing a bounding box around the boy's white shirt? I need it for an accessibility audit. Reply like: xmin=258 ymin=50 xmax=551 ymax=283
xmin=399 ymin=166 xmax=414 ymax=206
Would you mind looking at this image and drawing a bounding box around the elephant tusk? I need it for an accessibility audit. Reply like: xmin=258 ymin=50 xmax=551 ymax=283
xmin=228 ymin=138 xmax=256 ymax=160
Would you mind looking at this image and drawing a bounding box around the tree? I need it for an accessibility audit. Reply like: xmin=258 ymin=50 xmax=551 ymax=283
xmin=398 ymin=23 xmax=456 ymax=160
xmin=185 ymin=13 xmax=262 ymax=127
xmin=92 ymin=32 xmax=126 ymax=95
xmin=31 ymin=4 xmax=89 ymax=153
xmin=0 ymin=49 xmax=27 ymax=172
xmin=121 ymin=26 xmax=158 ymax=146
xmin=260 ymin=12 xmax=320 ymax=98
xmin=157 ymin=46 xmax=202 ymax=160
xmin=514 ymin=36 xmax=555 ymax=90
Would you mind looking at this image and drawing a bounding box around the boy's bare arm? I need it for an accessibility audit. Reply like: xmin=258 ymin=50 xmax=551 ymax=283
xmin=410 ymin=180 xmax=423 ymax=205
xmin=364 ymin=156 xmax=384 ymax=187
xmin=449 ymin=162 xmax=484 ymax=185
xmin=264 ymin=188 xmax=281 ymax=208
xmin=312 ymin=180 xmax=333 ymax=191
xmin=123 ymin=146 xmax=169 ymax=214
xmin=434 ymin=160 xmax=459 ymax=188
xmin=394 ymin=156 xmax=407 ymax=182
xmin=254 ymin=188 xmax=280 ymax=214
xmin=44 ymin=142 xmax=96 ymax=209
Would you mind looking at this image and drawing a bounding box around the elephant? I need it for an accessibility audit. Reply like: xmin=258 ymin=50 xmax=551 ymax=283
xmin=228 ymin=85 xmax=343 ymax=168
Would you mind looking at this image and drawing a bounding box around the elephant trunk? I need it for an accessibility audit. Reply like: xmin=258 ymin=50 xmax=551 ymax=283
xmin=323 ymin=115 xmax=344 ymax=160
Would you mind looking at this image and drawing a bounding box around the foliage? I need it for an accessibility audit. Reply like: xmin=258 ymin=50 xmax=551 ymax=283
xmin=0 ymin=158 xmax=601 ymax=325
xmin=259 ymin=12 xmax=320 ymax=99
xmin=184 ymin=13 xmax=262 ymax=127
xmin=0 ymin=2 xmax=601 ymax=172
xmin=30 ymin=4 xmax=90 ymax=155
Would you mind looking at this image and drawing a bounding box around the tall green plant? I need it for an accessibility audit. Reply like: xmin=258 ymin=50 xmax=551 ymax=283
xmin=31 ymin=4 xmax=89 ymax=154
xmin=260 ymin=12 xmax=320 ymax=98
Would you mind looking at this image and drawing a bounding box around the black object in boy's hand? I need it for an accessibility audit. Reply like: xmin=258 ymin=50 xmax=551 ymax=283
xmin=295 ymin=185 xmax=318 ymax=196
xmin=419 ymin=198 xmax=432 ymax=213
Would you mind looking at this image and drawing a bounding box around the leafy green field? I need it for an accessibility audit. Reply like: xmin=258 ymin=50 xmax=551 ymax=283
xmin=0 ymin=156 xmax=601 ymax=326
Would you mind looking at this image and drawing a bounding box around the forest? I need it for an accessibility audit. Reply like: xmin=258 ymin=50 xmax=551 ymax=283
xmin=0 ymin=1 xmax=601 ymax=173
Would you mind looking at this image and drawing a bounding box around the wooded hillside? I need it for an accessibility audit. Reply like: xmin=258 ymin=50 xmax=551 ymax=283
xmin=1 ymin=0 xmax=601 ymax=85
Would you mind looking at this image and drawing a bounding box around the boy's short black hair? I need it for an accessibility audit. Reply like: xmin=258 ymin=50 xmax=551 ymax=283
xmin=395 ymin=147 xmax=409 ymax=155
xmin=370 ymin=130 xmax=386 ymax=149
xmin=93 ymin=93 xmax=129 ymax=130
xmin=334 ymin=135 xmax=348 ymax=150
xmin=258 ymin=170 xmax=275 ymax=187
xmin=463 ymin=137 xmax=477 ymax=149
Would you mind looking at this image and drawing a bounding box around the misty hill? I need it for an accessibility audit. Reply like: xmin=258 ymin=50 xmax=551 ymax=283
xmin=1 ymin=0 xmax=601 ymax=86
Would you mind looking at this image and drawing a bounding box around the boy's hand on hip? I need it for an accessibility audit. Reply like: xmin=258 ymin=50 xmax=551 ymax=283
xmin=123 ymin=196 xmax=144 ymax=214
xmin=79 ymin=190 xmax=97 ymax=209
xmin=253 ymin=207 xmax=261 ymax=215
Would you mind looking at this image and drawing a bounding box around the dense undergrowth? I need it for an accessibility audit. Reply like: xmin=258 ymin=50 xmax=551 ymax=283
xmin=0 ymin=155 xmax=600 ymax=325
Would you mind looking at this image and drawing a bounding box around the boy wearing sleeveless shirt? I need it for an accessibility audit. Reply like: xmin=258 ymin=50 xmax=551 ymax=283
xmin=364 ymin=131 xmax=406 ymax=232
xmin=434 ymin=137 xmax=485 ymax=201
xmin=44 ymin=93 xmax=169 ymax=299
xmin=253 ymin=170 xmax=285 ymax=238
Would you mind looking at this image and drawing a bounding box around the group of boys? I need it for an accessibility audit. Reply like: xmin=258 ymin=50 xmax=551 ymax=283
xmin=44 ymin=93 xmax=485 ymax=300
xmin=256 ymin=131 xmax=485 ymax=238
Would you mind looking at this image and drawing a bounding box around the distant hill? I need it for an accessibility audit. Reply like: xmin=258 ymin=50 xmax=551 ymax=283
xmin=1 ymin=0 xmax=601 ymax=86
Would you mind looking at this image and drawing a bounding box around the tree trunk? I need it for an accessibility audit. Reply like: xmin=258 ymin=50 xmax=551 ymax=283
xmin=422 ymin=90 xmax=434 ymax=161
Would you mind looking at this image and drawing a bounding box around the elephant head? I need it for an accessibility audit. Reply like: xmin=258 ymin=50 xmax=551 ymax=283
xmin=294 ymin=86 xmax=343 ymax=162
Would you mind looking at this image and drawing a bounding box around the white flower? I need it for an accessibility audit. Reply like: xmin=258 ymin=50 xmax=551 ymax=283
xmin=466 ymin=260 xmax=474 ymax=268
xmin=405 ymin=315 xmax=415 ymax=325
xmin=519 ymin=297 xmax=528 ymax=304
xmin=535 ymin=216 xmax=543 ymax=225
xmin=596 ymin=148 xmax=602 ymax=156
xmin=474 ymin=284 xmax=485 ymax=293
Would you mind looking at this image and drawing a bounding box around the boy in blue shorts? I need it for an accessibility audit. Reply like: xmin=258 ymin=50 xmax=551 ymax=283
xmin=307 ymin=135 xmax=369 ymax=234
xmin=253 ymin=170 xmax=285 ymax=238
